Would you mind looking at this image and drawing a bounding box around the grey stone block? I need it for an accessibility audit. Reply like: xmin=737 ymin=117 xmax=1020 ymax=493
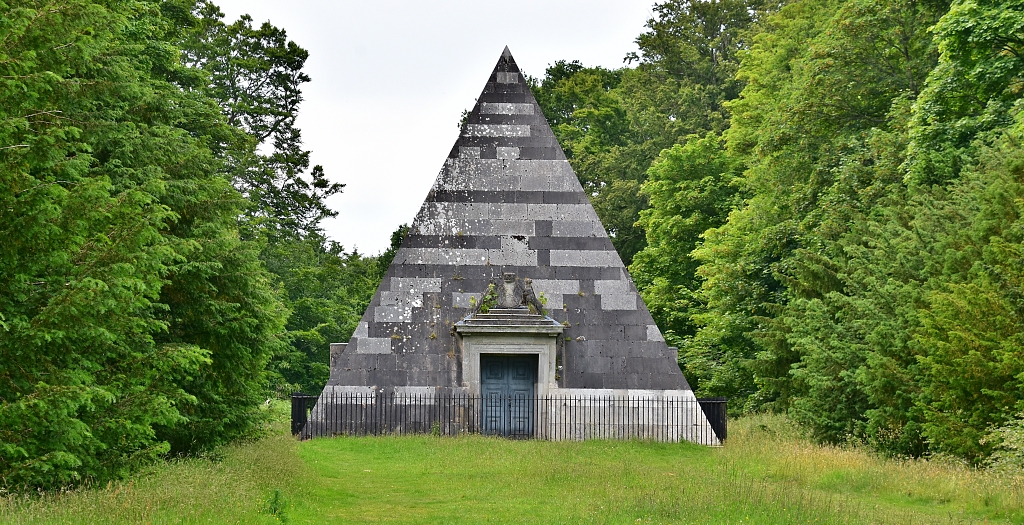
xmin=616 ymin=310 xmax=645 ymax=326
xmin=378 ymin=291 xmax=421 ymax=307
xmin=626 ymin=373 xmax=646 ymax=389
xmin=356 ymin=337 xmax=392 ymax=354
xmin=594 ymin=279 xmax=628 ymax=296
xmin=486 ymin=248 xmax=537 ymax=266
xmin=623 ymin=324 xmax=647 ymax=342
xmin=551 ymin=220 xmax=605 ymax=237
xmin=375 ymin=354 xmax=398 ymax=371
xmin=374 ymin=304 xmax=414 ymax=322
xmin=518 ymin=147 xmax=561 ymax=161
xmin=640 ymin=342 xmax=665 ymax=359
xmin=587 ymin=324 xmax=612 ymax=340
xmin=452 ymin=292 xmax=481 ymax=309
xmin=601 ymin=267 xmax=624 ymax=280
xmin=588 ymin=357 xmax=611 ymax=374
xmin=554 ymin=204 xmax=598 ymax=221
xmin=329 ymin=368 xmax=361 ymax=385
xmin=463 ymin=124 xmax=530 ymax=137
xmin=519 ymin=174 xmax=548 ymax=191
xmin=647 ymin=373 xmax=670 ymax=390
xmin=579 ymin=373 xmax=604 ymax=389
xmin=600 ymin=294 xmax=637 ymax=310
xmin=543 ymin=192 xmax=586 ymax=204
xmin=527 ymin=203 xmax=557 ymax=219
xmin=550 ymin=250 xmax=623 ymax=268
xmin=644 ymin=357 xmax=667 ymax=374
xmin=489 ymin=221 xmax=535 ymax=236
xmin=493 ymin=203 xmax=528 ymax=220
xmin=480 ymin=102 xmax=534 ymax=115
xmin=396 ymin=248 xmax=489 ymax=266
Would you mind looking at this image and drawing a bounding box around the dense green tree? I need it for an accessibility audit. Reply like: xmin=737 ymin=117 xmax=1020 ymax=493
xmin=911 ymin=99 xmax=1024 ymax=461
xmin=630 ymin=133 xmax=742 ymax=392
xmin=0 ymin=0 xmax=287 ymax=487
xmin=262 ymin=235 xmax=377 ymax=394
xmin=162 ymin=1 xmax=378 ymax=397
xmin=906 ymin=0 xmax=1024 ymax=185
xmin=814 ymin=0 xmax=1024 ymax=458
xmin=165 ymin=0 xmax=344 ymax=237
xmin=533 ymin=0 xmax=767 ymax=265
xmin=685 ymin=0 xmax=947 ymax=418
xmin=671 ymin=0 xmax=1024 ymax=463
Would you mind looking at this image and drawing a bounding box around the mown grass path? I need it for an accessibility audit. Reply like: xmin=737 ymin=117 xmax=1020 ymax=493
xmin=3 ymin=413 xmax=1022 ymax=524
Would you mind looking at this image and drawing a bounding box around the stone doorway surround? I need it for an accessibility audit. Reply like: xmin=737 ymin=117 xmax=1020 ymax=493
xmin=454 ymin=308 xmax=563 ymax=398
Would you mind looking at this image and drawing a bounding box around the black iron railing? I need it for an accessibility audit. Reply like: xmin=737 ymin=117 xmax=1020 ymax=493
xmin=696 ymin=397 xmax=728 ymax=441
xmin=290 ymin=393 xmax=319 ymax=435
xmin=291 ymin=392 xmax=726 ymax=446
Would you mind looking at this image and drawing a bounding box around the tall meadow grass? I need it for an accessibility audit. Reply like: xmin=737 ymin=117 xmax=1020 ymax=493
xmin=1 ymin=410 xmax=1020 ymax=524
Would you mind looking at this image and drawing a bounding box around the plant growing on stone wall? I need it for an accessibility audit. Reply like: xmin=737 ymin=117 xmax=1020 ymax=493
xmin=476 ymin=283 xmax=498 ymax=313
xmin=529 ymin=292 xmax=549 ymax=316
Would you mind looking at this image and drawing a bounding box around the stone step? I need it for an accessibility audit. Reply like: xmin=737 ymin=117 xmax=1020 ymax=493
xmin=461 ymin=319 xmax=553 ymax=326
xmin=473 ymin=313 xmax=543 ymax=320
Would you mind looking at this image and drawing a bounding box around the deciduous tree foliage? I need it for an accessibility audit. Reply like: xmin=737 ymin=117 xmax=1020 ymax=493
xmin=262 ymin=234 xmax=376 ymax=395
xmin=532 ymin=0 xmax=767 ymax=265
xmin=166 ymin=0 xmax=344 ymax=237
xmin=693 ymin=0 xmax=948 ymax=419
xmin=631 ymin=134 xmax=741 ymax=392
xmin=538 ymin=0 xmax=1024 ymax=463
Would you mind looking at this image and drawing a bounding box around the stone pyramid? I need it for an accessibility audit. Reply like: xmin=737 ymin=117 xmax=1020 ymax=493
xmin=327 ymin=47 xmax=692 ymax=393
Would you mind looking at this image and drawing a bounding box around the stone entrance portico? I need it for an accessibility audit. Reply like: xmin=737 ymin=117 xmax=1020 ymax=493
xmin=455 ymin=307 xmax=563 ymax=398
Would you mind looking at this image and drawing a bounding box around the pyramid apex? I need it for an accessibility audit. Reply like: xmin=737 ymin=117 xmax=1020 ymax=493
xmin=493 ymin=46 xmax=520 ymax=74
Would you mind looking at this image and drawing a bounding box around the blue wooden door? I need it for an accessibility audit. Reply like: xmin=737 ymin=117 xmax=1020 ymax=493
xmin=480 ymin=354 xmax=537 ymax=437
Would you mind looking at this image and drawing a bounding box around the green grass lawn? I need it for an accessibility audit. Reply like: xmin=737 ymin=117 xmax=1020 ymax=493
xmin=2 ymin=407 xmax=1022 ymax=524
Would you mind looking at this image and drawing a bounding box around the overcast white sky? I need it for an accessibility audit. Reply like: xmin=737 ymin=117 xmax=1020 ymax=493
xmin=214 ymin=1 xmax=655 ymax=255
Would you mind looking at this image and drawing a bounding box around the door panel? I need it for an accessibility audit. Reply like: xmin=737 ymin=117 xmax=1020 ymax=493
xmin=480 ymin=354 xmax=537 ymax=437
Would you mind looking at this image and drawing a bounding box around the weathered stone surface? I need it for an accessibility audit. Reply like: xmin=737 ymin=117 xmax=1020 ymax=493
xmin=326 ymin=47 xmax=691 ymax=393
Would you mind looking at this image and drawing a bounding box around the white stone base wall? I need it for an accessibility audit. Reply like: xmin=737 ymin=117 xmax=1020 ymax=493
xmin=536 ymin=389 xmax=720 ymax=445
xmin=306 ymin=385 xmax=721 ymax=446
